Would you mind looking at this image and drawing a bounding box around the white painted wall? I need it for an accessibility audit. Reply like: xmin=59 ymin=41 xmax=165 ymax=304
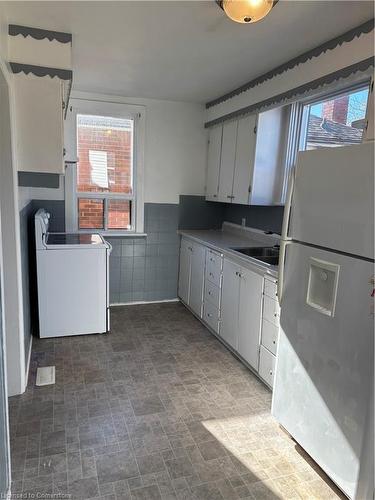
xmin=142 ymin=99 xmax=207 ymax=204
xmin=206 ymin=31 xmax=374 ymax=123
xmin=71 ymin=91 xmax=207 ymax=204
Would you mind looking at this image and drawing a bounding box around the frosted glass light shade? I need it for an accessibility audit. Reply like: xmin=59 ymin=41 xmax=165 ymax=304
xmin=223 ymin=0 xmax=274 ymax=23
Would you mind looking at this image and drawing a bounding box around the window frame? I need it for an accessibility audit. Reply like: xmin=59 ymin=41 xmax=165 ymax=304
xmin=65 ymin=96 xmax=145 ymax=235
xmin=278 ymin=80 xmax=371 ymax=205
xmin=296 ymin=80 xmax=371 ymax=152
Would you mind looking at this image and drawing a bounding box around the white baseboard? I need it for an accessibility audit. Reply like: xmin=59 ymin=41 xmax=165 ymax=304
xmin=111 ymin=298 xmax=179 ymax=307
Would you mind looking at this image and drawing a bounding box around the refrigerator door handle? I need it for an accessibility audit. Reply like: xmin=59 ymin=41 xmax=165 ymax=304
xmin=281 ymin=166 xmax=296 ymax=241
xmin=277 ymin=239 xmax=291 ymax=305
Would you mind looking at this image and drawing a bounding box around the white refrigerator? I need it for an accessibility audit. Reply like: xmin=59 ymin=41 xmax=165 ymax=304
xmin=272 ymin=142 xmax=374 ymax=499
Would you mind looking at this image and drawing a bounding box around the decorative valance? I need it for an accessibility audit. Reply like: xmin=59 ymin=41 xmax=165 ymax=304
xmin=9 ymin=62 xmax=73 ymax=80
xmin=206 ymin=19 xmax=374 ymax=109
xmin=9 ymin=62 xmax=72 ymax=81
xmin=205 ymin=57 xmax=374 ymax=128
xmin=9 ymin=25 xmax=72 ymax=44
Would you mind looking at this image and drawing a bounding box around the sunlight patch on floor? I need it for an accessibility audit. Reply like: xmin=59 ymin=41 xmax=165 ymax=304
xmin=202 ymin=412 xmax=342 ymax=499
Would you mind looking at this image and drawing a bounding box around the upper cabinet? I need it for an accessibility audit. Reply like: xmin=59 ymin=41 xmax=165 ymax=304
xmin=217 ymin=121 xmax=237 ymax=203
xmin=205 ymin=106 xmax=288 ymax=206
xmin=206 ymin=126 xmax=222 ymax=201
xmin=13 ymin=74 xmax=65 ymax=173
xmin=8 ymin=24 xmax=73 ymax=174
xmin=233 ymin=115 xmax=257 ymax=204
xmin=250 ymin=106 xmax=289 ymax=205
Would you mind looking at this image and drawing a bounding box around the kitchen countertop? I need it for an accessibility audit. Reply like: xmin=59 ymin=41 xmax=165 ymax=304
xmin=178 ymin=222 xmax=279 ymax=278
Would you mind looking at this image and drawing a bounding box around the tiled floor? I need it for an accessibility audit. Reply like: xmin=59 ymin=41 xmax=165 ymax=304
xmin=9 ymin=303 xmax=344 ymax=500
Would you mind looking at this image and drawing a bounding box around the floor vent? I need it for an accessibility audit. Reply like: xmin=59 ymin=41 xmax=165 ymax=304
xmin=36 ymin=366 xmax=56 ymax=386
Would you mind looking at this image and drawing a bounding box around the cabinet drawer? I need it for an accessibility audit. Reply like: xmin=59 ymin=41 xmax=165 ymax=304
xmin=261 ymin=318 xmax=279 ymax=355
xmin=205 ymin=261 xmax=222 ymax=288
xmin=203 ymin=302 xmax=220 ymax=334
xmin=264 ymin=278 xmax=278 ymax=300
xmin=259 ymin=346 xmax=276 ymax=388
xmin=206 ymin=249 xmax=223 ymax=273
xmin=204 ymin=281 xmax=221 ymax=309
xmin=263 ymin=295 xmax=280 ymax=327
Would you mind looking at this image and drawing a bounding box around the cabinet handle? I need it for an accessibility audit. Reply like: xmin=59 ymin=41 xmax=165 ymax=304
xmin=273 ymin=340 xmax=276 ymax=344
xmin=269 ymin=370 xmax=273 ymax=375
xmin=208 ymin=291 xmax=212 ymax=295
xmin=213 ymin=194 xmax=217 ymax=198
xmin=207 ymin=313 xmax=212 ymax=318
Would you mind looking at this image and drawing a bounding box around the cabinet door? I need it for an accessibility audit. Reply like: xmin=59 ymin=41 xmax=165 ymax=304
xmin=250 ymin=106 xmax=289 ymax=205
xmin=232 ymin=115 xmax=257 ymax=205
xmin=189 ymin=243 xmax=206 ymax=318
xmin=238 ymin=267 xmax=263 ymax=371
xmin=220 ymin=259 xmax=240 ymax=350
xmin=13 ymin=74 xmax=64 ymax=173
xmin=218 ymin=121 xmax=237 ymax=203
xmin=178 ymin=238 xmax=191 ymax=304
xmin=206 ymin=126 xmax=222 ymax=201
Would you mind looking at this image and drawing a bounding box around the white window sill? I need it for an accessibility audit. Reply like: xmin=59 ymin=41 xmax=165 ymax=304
xmin=73 ymin=230 xmax=147 ymax=238
xmin=99 ymin=232 xmax=147 ymax=238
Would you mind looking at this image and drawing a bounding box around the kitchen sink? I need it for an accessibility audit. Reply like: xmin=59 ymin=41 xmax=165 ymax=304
xmin=230 ymin=246 xmax=279 ymax=266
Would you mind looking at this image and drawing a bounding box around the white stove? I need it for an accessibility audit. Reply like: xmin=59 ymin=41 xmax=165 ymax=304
xmin=35 ymin=208 xmax=111 ymax=338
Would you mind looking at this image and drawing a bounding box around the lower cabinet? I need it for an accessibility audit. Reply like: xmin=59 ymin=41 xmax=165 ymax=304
xmin=259 ymin=346 xmax=276 ymax=388
xmin=178 ymin=238 xmax=205 ymax=318
xmin=259 ymin=276 xmax=279 ymax=388
xmin=238 ymin=267 xmax=263 ymax=371
xmin=220 ymin=259 xmax=241 ymax=350
xmin=189 ymin=244 xmax=206 ymax=317
xmin=221 ymin=258 xmax=263 ymax=371
xmin=178 ymin=238 xmax=191 ymax=305
xmin=178 ymin=237 xmax=278 ymax=389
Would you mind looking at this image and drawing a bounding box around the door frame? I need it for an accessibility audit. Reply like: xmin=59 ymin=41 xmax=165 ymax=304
xmin=0 ymin=218 xmax=11 ymax=498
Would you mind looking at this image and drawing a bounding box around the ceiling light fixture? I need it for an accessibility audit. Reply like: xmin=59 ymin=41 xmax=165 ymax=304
xmin=217 ymin=0 xmax=278 ymax=24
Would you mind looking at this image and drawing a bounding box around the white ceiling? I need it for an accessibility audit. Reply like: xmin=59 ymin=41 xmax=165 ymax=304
xmin=4 ymin=1 xmax=374 ymax=103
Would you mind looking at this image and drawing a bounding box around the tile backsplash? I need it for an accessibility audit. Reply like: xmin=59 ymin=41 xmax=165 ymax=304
xmin=106 ymin=203 xmax=180 ymax=304
xmin=23 ymin=195 xmax=284 ymax=307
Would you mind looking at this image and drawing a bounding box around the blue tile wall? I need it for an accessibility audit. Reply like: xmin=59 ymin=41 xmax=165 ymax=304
xmin=106 ymin=203 xmax=180 ymax=304
xmin=178 ymin=195 xmax=224 ymax=230
xmin=32 ymin=199 xmax=65 ymax=231
xmin=223 ymin=204 xmax=284 ymax=234
xmin=22 ymin=196 xmax=283 ymax=313
xmin=178 ymin=195 xmax=284 ymax=234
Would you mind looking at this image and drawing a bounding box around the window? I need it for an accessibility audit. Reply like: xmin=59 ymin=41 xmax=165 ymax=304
xmin=65 ymin=98 xmax=145 ymax=234
xmin=299 ymin=85 xmax=370 ymax=151
xmin=76 ymin=114 xmax=134 ymax=230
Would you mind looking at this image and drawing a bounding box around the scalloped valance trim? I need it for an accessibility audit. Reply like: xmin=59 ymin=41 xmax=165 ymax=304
xmin=9 ymin=24 xmax=72 ymax=44
xmin=10 ymin=62 xmax=72 ymax=81
xmin=205 ymin=57 xmax=374 ymax=128
xmin=206 ymin=18 xmax=374 ymax=109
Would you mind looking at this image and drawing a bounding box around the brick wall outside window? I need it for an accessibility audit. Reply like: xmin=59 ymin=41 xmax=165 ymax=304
xmin=78 ymin=199 xmax=104 ymax=229
xmin=76 ymin=115 xmax=133 ymax=230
